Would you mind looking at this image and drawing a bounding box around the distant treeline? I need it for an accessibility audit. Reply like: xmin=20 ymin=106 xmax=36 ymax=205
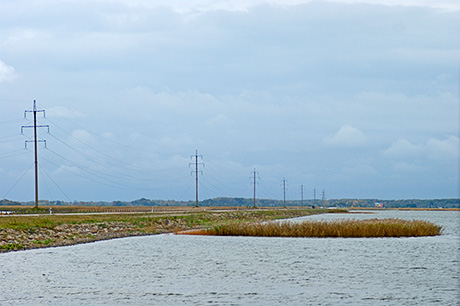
xmin=326 ymin=198 xmax=459 ymax=208
xmin=1 ymin=197 xmax=459 ymax=208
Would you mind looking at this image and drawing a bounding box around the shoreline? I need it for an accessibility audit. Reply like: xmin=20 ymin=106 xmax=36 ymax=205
xmin=1 ymin=207 xmax=326 ymax=253
xmin=1 ymin=207 xmax=452 ymax=253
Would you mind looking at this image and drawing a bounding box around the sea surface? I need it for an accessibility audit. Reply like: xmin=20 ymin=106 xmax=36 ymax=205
xmin=1 ymin=210 xmax=459 ymax=305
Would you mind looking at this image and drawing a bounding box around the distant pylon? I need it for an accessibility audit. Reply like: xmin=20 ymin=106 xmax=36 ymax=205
xmin=189 ymin=150 xmax=204 ymax=207
xmin=313 ymin=188 xmax=316 ymax=207
xmin=250 ymin=169 xmax=259 ymax=208
xmin=281 ymin=178 xmax=287 ymax=208
xmin=21 ymin=100 xmax=49 ymax=209
xmin=300 ymin=184 xmax=305 ymax=207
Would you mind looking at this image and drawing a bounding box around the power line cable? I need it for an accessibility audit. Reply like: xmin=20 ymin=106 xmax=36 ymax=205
xmin=0 ymin=118 xmax=24 ymax=125
xmin=39 ymin=165 xmax=54 ymax=201
xmin=44 ymin=147 xmax=141 ymax=190
xmin=201 ymin=166 xmax=238 ymax=196
xmin=0 ymin=149 xmax=29 ymax=159
xmin=37 ymin=102 xmax=156 ymax=156
xmin=46 ymin=117 xmax=136 ymax=168
xmin=0 ymin=133 xmax=22 ymax=140
xmin=0 ymin=138 xmax=24 ymax=145
xmin=198 ymin=181 xmax=213 ymax=201
xmin=176 ymin=184 xmax=194 ymax=202
xmin=48 ymin=131 xmax=187 ymax=185
xmin=46 ymin=123 xmax=185 ymax=182
xmin=200 ymin=176 xmax=223 ymax=195
xmin=42 ymin=149 xmax=168 ymax=193
xmin=258 ymin=178 xmax=278 ymax=200
xmin=35 ymin=103 xmax=188 ymax=178
xmin=46 ymin=132 xmax=158 ymax=182
xmin=2 ymin=163 xmax=34 ymax=199
xmin=39 ymin=164 xmax=72 ymax=202
xmin=40 ymin=155 xmax=131 ymax=190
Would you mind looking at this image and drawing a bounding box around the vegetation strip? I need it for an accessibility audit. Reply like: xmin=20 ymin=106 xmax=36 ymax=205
xmin=179 ymin=218 xmax=442 ymax=238
xmin=0 ymin=208 xmax=326 ymax=252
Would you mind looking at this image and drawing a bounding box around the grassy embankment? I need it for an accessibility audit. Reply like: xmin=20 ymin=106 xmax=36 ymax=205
xmin=1 ymin=207 xmax=443 ymax=252
xmin=181 ymin=218 xmax=442 ymax=238
xmin=0 ymin=207 xmax=326 ymax=252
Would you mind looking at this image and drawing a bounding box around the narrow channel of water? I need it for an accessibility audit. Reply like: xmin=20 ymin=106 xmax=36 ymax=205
xmin=1 ymin=210 xmax=459 ymax=305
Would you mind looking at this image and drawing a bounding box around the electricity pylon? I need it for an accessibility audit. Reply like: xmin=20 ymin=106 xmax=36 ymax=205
xmin=300 ymin=184 xmax=305 ymax=207
xmin=313 ymin=188 xmax=317 ymax=207
xmin=21 ymin=100 xmax=49 ymax=209
xmin=281 ymin=178 xmax=287 ymax=208
xmin=250 ymin=169 xmax=259 ymax=208
xmin=189 ymin=150 xmax=204 ymax=207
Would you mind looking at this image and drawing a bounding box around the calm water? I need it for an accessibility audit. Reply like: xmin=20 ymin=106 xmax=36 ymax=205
xmin=1 ymin=210 xmax=459 ymax=305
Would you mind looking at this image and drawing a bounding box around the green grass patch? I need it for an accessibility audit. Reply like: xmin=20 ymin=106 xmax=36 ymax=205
xmin=33 ymin=238 xmax=55 ymax=245
xmin=1 ymin=243 xmax=24 ymax=251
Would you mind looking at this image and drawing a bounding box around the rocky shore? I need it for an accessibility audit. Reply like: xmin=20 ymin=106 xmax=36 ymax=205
xmin=0 ymin=218 xmax=188 ymax=252
xmin=1 ymin=208 xmax=324 ymax=252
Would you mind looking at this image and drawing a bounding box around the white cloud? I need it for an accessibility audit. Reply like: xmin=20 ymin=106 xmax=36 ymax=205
xmin=384 ymin=135 xmax=459 ymax=162
xmin=426 ymin=135 xmax=459 ymax=161
xmin=70 ymin=129 xmax=97 ymax=147
xmin=323 ymin=124 xmax=366 ymax=147
xmin=0 ymin=60 xmax=17 ymax=83
xmin=204 ymin=114 xmax=233 ymax=128
xmin=383 ymin=138 xmax=423 ymax=158
xmin=52 ymin=165 xmax=81 ymax=176
xmin=158 ymin=134 xmax=195 ymax=152
xmin=48 ymin=106 xmax=83 ymax=118
xmin=118 ymin=0 xmax=460 ymax=12
xmin=327 ymin=0 xmax=460 ymax=11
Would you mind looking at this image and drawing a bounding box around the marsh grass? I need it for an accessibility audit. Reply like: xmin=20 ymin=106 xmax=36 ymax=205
xmin=181 ymin=218 xmax=442 ymax=238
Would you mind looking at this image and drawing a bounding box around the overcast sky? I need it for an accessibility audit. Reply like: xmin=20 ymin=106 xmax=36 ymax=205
xmin=1 ymin=0 xmax=459 ymax=202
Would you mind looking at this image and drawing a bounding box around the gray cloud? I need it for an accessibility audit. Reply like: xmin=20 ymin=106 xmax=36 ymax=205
xmin=0 ymin=0 xmax=458 ymax=201
xmin=0 ymin=60 xmax=16 ymax=83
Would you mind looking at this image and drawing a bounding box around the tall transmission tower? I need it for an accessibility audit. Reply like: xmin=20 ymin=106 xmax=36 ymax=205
xmin=300 ymin=184 xmax=305 ymax=207
xmin=189 ymin=150 xmax=204 ymax=207
xmin=313 ymin=188 xmax=317 ymax=207
xmin=281 ymin=178 xmax=287 ymax=208
xmin=322 ymin=189 xmax=326 ymax=207
xmin=250 ymin=169 xmax=259 ymax=208
xmin=21 ymin=100 xmax=49 ymax=209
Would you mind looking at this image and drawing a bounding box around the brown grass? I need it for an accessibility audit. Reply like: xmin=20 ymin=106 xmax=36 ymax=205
xmin=179 ymin=218 xmax=442 ymax=238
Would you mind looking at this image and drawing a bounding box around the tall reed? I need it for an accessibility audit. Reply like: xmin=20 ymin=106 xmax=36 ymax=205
xmin=180 ymin=218 xmax=442 ymax=238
